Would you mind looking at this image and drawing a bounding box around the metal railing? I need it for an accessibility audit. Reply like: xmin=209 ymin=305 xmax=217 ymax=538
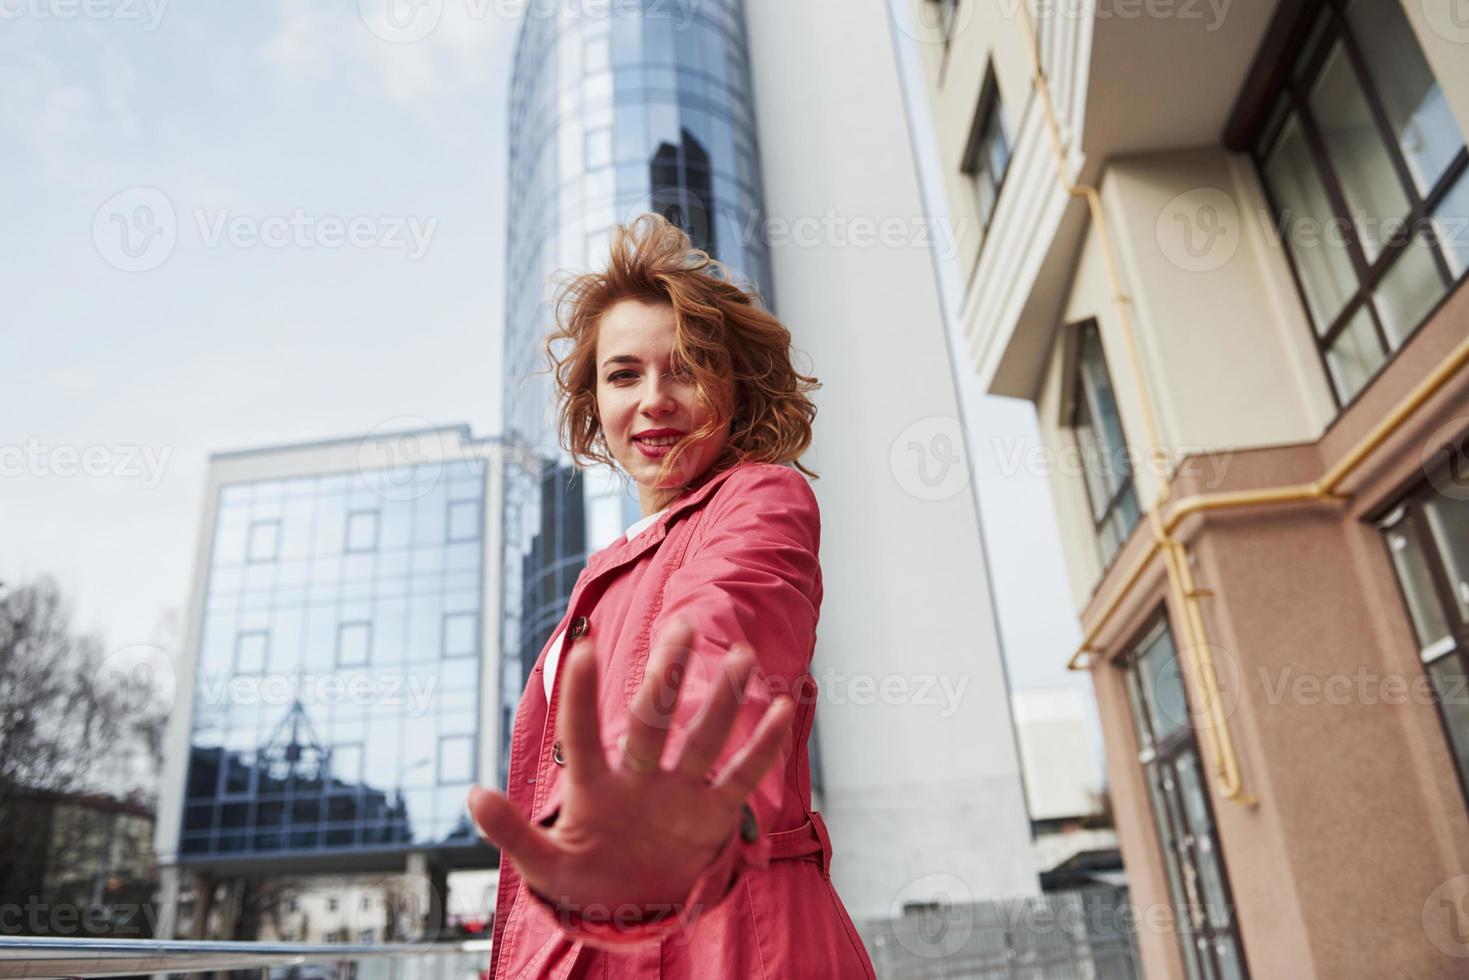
xmin=0 ymin=937 xmax=490 ymax=980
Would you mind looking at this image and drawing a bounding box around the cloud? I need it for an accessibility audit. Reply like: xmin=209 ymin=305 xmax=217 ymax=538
xmin=260 ymin=0 xmax=504 ymax=107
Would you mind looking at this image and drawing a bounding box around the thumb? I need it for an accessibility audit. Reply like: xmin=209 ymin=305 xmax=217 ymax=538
xmin=468 ymin=785 xmax=559 ymax=876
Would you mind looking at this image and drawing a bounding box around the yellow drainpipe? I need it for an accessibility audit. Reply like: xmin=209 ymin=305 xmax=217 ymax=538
xmin=1014 ymin=3 xmax=1469 ymax=804
xmin=1014 ymin=3 xmax=1248 ymax=802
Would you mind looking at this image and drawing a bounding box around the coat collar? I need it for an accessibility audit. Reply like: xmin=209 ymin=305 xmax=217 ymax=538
xmin=582 ymin=461 xmax=749 ymax=578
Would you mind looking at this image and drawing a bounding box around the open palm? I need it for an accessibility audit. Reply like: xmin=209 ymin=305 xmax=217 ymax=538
xmin=468 ymin=616 xmax=795 ymax=927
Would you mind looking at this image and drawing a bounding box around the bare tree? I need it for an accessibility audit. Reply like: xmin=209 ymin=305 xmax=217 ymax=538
xmin=0 ymin=576 xmax=164 ymax=930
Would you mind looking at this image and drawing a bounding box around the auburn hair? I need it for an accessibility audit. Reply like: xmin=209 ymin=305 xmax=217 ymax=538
xmin=543 ymin=212 xmax=820 ymax=504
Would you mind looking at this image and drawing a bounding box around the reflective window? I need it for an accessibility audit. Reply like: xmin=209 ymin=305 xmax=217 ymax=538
xmin=961 ymin=62 xmax=1011 ymax=238
xmin=1378 ymin=436 xmax=1469 ymax=805
xmin=1070 ymin=320 xmax=1142 ymax=571
xmin=1123 ymin=615 xmax=1248 ymax=978
xmin=1252 ymin=0 xmax=1467 ymax=406
xmin=182 ymin=461 xmax=486 ymax=857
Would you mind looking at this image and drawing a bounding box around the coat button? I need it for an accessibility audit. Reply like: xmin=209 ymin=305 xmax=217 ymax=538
xmin=552 ymin=740 xmax=566 ymax=766
xmin=569 ymin=615 xmax=589 ymax=639
xmin=739 ymin=803 xmax=758 ymax=843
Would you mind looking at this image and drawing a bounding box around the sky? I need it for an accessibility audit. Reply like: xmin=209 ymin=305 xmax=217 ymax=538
xmin=0 ymin=1 xmax=1088 ymax=731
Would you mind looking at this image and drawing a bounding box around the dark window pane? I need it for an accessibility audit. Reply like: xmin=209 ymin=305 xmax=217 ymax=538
xmin=1263 ymin=116 xmax=1358 ymax=331
xmin=1309 ymin=42 xmax=1411 ymax=263
xmin=1346 ymin=0 xmax=1466 ymax=195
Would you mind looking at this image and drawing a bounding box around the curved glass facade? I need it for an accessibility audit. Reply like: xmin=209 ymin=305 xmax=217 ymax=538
xmin=500 ymin=0 xmax=774 ymax=785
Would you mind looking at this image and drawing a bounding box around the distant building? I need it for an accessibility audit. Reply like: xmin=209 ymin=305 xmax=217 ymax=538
xmin=1011 ymin=688 xmax=1123 ymax=891
xmin=153 ymin=425 xmax=511 ymax=940
xmin=1 ymin=790 xmax=156 ymax=938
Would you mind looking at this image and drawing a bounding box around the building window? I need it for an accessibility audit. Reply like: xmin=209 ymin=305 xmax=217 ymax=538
xmin=443 ymin=612 xmax=479 ymax=659
xmin=446 ymin=499 xmax=480 ymax=543
xmin=234 ymin=630 xmax=269 ymax=674
xmin=247 ymin=520 xmax=280 ymax=563
xmin=1123 ymin=614 xmax=1249 ymax=979
xmin=1377 ymin=436 xmax=1469 ymax=806
xmin=336 ymin=621 xmax=371 ymax=668
xmin=1250 ymin=0 xmax=1468 ymax=406
xmin=1069 ymin=320 xmax=1142 ymax=570
xmin=345 ymin=510 xmax=379 ymax=553
xmin=961 ymin=63 xmax=1012 ymax=241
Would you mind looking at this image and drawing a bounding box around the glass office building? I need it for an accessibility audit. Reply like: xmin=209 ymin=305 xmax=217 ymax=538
xmin=179 ymin=459 xmax=488 ymax=861
xmin=499 ymin=0 xmax=775 ymax=783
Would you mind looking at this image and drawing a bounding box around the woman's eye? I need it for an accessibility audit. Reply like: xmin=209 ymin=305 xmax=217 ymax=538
xmin=608 ymin=371 xmax=635 ymax=382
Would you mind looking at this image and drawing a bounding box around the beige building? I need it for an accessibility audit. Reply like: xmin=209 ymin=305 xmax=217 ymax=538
xmin=905 ymin=0 xmax=1469 ymax=975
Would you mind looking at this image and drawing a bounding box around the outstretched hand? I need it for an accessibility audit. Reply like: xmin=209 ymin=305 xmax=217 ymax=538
xmin=468 ymin=616 xmax=795 ymax=923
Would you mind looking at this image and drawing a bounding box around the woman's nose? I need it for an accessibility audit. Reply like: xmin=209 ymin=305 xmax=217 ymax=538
xmin=639 ymin=375 xmax=677 ymax=416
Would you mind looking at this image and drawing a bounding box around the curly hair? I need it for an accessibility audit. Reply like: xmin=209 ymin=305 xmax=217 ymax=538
xmin=542 ymin=212 xmax=820 ymax=500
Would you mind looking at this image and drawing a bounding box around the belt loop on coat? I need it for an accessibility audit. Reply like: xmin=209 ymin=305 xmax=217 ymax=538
xmin=810 ymin=810 xmax=834 ymax=880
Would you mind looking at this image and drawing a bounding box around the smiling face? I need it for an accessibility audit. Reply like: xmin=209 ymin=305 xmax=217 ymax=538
xmin=594 ymin=297 xmax=730 ymax=516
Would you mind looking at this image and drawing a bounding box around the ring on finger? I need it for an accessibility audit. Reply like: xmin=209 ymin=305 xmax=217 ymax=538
xmin=617 ymin=732 xmax=660 ymax=775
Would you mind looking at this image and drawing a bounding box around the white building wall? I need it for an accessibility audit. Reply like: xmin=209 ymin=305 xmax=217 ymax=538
xmin=741 ymin=0 xmax=1040 ymax=917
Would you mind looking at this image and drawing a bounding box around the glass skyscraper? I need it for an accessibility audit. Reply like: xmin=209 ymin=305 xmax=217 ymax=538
xmin=499 ymin=0 xmax=775 ymax=784
xmin=178 ymin=454 xmax=492 ymax=862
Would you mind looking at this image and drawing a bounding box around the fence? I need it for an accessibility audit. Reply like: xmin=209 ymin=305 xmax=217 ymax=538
xmin=854 ymin=886 xmax=1141 ymax=980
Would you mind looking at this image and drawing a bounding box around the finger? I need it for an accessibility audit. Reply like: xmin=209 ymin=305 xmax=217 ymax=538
xmin=467 ymin=785 xmax=560 ymax=879
xmin=671 ymin=644 xmax=756 ymax=780
xmin=559 ymin=637 xmax=610 ymax=784
xmin=710 ymin=695 xmax=796 ymax=808
xmin=622 ymin=617 xmax=696 ymax=772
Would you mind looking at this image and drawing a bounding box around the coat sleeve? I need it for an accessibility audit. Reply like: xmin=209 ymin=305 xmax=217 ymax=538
xmin=520 ymin=463 xmax=822 ymax=948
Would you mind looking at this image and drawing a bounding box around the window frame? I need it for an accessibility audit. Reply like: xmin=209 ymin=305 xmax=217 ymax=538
xmin=1373 ymin=430 xmax=1469 ymax=811
xmin=960 ymin=60 xmax=1013 ymax=256
xmin=1241 ymin=0 xmax=1469 ymax=411
xmin=1066 ymin=319 xmax=1142 ymax=573
xmin=1119 ymin=609 xmax=1250 ymax=979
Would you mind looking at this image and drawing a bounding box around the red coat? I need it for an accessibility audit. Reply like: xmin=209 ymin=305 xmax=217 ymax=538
xmin=487 ymin=461 xmax=877 ymax=979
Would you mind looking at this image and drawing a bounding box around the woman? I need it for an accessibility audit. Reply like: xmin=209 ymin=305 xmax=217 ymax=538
xmin=469 ymin=213 xmax=876 ymax=979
